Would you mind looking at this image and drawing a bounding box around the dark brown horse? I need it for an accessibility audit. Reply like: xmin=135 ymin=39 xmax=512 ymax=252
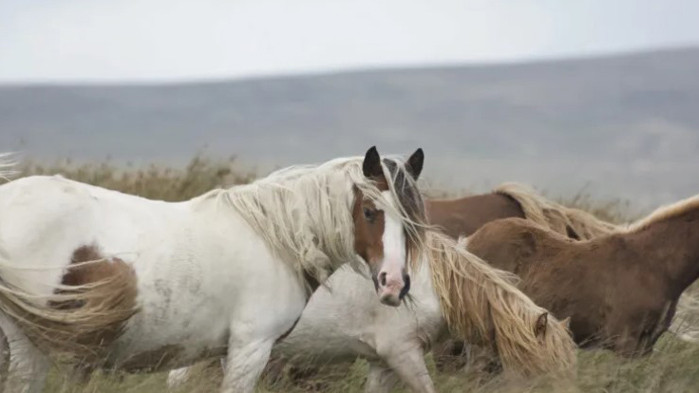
xmin=426 ymin=182 xmax=617 ymax=241
xmin=465 ymin=194 xmax=699 ymax=357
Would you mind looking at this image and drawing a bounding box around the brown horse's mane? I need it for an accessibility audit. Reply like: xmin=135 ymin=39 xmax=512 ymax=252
xmin=626 ymin=194 xmax=699 ymax=233
xmin=493 ymin=182 xmax=618 ymax=240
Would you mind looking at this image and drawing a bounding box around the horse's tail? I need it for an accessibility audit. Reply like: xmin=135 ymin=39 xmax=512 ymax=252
xmin=427 ymin=231 xmax=577 ymax=377
xmin=494 ymin=182 xmax=617 ymax=240
xmin=0 ymin=153 xmax=18 ymax=182
xmin=0 ymin=248 xmax=138 ymax=363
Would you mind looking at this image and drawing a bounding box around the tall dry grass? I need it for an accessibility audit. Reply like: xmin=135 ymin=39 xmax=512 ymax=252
xmin=4 ymin=157 xmax=699 ymax=392
xmin=18 ymin=155 xmax=257 ymax=201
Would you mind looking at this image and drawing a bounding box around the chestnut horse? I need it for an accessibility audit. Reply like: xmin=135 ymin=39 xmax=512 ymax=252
xmin=466 ymin=193 xmax=699 ymax=356
xmin=427 ymin=183 xmax=618 ymax=368
xmin=430 ymin=185 xmax=699 ymax=367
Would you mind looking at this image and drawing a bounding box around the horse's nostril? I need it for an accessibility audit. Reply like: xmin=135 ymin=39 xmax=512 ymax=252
xmin=379 ymin=271 xmax=387 ymax=286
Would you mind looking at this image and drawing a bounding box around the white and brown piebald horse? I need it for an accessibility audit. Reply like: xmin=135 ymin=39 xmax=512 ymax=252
xmin=0 ymin=147 xmax=427 ymax=393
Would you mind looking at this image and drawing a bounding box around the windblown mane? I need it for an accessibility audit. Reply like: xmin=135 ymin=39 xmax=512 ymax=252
xmin=426 ymin=231 xmax=577 ymax=377
xmin=626 ymin=194 xmax=699 ymax=233
xmin=220 ymin=156 xmax=426 ymax=285
xmin=494 ymin=182 xmax=617 ymax=240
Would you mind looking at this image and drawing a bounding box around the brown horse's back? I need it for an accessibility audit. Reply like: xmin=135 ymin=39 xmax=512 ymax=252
xmin=466 ymin=218 xmax=577 ymax=274
xmin=426 ymin=194 xmax=524 ymax=239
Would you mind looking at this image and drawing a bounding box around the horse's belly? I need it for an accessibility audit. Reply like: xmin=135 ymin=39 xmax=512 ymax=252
xmin=109 ymin=341 xmax=228 ymax=373
xmin=107 ymin=300 xmax=231 ymax=372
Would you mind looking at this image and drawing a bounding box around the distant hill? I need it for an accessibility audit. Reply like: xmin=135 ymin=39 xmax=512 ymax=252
xmin=2 ymin=47 xmax=699 ymax=210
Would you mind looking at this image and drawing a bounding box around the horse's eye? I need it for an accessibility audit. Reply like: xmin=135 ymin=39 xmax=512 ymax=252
xmin=363 ymin=208 xmax=375 ymax=221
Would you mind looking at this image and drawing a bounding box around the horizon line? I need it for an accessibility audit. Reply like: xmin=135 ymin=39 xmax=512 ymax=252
xmin=1 ymin=43 xmax=698 ymax=88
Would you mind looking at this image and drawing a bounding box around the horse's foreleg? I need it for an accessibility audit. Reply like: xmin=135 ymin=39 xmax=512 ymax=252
xmin=220 ymin=338 xmax=274 ymax=393
xmin=365 ymin=361 xmax=399 ymax=393
xmin=380 ymin=345 xmax=435 ymax=393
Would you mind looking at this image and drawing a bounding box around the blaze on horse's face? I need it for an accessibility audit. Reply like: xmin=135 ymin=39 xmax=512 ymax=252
xmin=353 ymin=146 xmax=424 ymax=307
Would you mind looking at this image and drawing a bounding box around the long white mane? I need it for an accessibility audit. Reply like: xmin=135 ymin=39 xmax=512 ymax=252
xmin=219 ymin=156 xmax=426 ymax=284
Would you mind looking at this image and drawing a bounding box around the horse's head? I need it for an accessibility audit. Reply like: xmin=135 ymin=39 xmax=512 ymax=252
xmin=353 ymin=146 xmax=425 ymax=306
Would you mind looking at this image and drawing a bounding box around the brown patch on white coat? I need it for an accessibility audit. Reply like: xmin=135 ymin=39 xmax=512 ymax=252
xmin=0 ymin=244 xmax=138 ymax=366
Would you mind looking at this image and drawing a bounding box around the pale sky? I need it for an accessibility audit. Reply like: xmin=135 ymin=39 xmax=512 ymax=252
xmin=1 ymin=0 xmax=699 ymax=83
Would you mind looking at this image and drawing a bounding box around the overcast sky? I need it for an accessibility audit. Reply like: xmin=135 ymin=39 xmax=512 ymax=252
xmin=2 ymin=0 xmax=699 ymax=83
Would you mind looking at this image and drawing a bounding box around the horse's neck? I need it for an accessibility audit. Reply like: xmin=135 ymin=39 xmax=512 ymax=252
xmin=631 ymin=209 xmax=699 ymax=297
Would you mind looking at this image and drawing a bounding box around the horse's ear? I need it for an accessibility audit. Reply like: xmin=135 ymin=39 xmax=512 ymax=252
xmin=405 ymin=148 xmax=424 ymax=180
xmin=362 ymin=146 xmax=383 ymax=179
xmin=560 ymin=316 xmax=571 ymax=330
xmin=534 ymin=312 xmax=548 ymax=339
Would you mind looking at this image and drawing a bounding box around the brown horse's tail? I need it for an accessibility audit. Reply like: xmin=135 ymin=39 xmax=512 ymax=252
xmin=0 ymin=249 xmax=138 ymax=364
xmin=427 ymin=231 xmax=577 ymax=377
xmin=494 ymin=182 xmax=618 ymax=240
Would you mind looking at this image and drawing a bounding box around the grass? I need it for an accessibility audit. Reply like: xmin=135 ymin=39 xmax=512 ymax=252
xmin=39 ymin=336 xmax=699 ymax=393
xmin=6 ymin=156 xmax=699 ymax=392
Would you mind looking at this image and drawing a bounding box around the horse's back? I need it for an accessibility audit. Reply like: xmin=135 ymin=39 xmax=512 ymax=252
xmin=0 ymin=175 xmax=183 ymax=294
xmin=1 ymin=175 xmax=174 ymax=244
xmin=466 ymin=217 xmax=550 ymax=272
xmin=465 ymin=217 xmax=598 ymax=297
xmin=426 ymin=193 xmax=524 ymax=239
xmin=0 ymin=174 xmax=158 ymax=217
